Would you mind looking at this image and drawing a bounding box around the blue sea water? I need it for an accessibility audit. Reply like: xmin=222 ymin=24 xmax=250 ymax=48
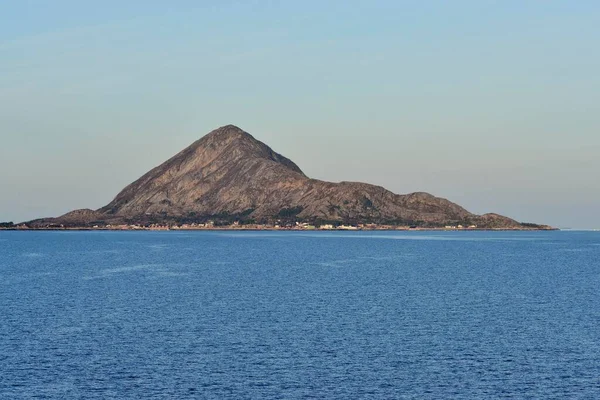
xmin=0 ymin=230 xmax=599 ymax=399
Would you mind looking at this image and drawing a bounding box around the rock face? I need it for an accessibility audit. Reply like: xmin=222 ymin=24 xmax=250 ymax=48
xmin=31 ymin=125 xmax=549 ymax=228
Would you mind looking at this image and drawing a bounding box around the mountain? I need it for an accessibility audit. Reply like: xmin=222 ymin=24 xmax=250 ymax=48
xmin=28 ymin=125 xmax=551 ymax=229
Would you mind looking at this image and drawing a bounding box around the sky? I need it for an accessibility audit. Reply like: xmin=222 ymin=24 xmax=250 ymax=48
xmin=1 ymin=1 xmax=599 ymax=228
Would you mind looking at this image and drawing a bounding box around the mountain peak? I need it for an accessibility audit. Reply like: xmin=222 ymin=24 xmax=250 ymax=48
xmin=208 ymin=124 xmax=246 ymax=134
xmin=203 ymin=124 xmax=253 ymax=142
xmin=193 ymin=125 xmax=304 ymax=175
xmin=97 ymin=125 xmax=306 ymax=216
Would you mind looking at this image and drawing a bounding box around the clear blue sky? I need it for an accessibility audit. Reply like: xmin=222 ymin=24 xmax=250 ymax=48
xmin=1 ymin=1 xmax=599 ymax=228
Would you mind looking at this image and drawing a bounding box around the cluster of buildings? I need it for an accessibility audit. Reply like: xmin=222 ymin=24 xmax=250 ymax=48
xmin=84 ymin=222 xmax=371 ymax=231
xmin=444 ymin=224 xmax=478 ymax=229
xmin=3 ymin=221 xmax=492 ymax=231
xmin=290 ymin=222 xmax=358 ymax=230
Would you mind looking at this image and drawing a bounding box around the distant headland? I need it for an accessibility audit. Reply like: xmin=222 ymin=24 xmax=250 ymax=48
xmin=3 ymin=125 xmax=555 ymax=231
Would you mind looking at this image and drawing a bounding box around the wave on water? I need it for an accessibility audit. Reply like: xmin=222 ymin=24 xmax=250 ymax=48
xmin=557 ymin=248 xmax=592 ymax=252
xmin=359 ymin=255 xmax=416 ymax=260
xmin=359 ymin=256 xmax=396 ymax=261
xmin=27 ymin=272 xmax=56 ymax=277
xmin=155 ymin=271 xmax=190 ymax=277
xmin=101 ymin=264 xmax=159 ymax=274
xmin=147 ymin=244 xmax=169 ymax=250
xmin=22 ymin=252 xmax=44 ymax=257
xmin=317 ymin=258 xmax=361 ymax=267
xmin=216 ymin=232 xmax=308 ymax=239
xmin=88 ymin=249 xmax=122 ymax=254
xmin=293 ymin=233 xmax=549 ymax=242
xmin=84 ymin=264 xmax=188 ymax=280
xmin=56 ymin=249 xmax=124 ymax=255
xmin=319 ymin=253 xmax=419 ymax=267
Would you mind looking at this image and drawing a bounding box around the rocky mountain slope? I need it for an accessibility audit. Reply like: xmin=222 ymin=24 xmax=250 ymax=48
xmin=29 ymin=125 xmax=550 ymax=229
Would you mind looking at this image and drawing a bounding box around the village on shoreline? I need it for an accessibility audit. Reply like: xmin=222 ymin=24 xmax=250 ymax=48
xmin=0 ymin=221 xmax=556 ymax=231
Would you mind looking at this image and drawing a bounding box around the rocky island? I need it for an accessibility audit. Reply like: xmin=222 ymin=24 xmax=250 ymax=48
xmin=16 ymin=125 xmax=553 ymax=231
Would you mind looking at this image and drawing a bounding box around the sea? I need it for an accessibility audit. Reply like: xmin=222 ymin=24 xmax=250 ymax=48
xmin=1 ymin=230 xmax=599 ymax=399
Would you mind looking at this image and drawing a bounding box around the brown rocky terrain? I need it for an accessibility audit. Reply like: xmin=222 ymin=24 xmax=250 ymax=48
xmin=27 ymin=125 xmax=552 ymax=229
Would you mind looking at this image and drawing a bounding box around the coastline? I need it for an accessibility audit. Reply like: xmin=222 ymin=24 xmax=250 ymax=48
xmin=0 ymin=226 xmax=558 ymax=232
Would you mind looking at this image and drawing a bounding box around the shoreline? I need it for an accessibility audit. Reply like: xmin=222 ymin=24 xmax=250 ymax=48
xmin=0 ymin=226 xmax=558 ymax=232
